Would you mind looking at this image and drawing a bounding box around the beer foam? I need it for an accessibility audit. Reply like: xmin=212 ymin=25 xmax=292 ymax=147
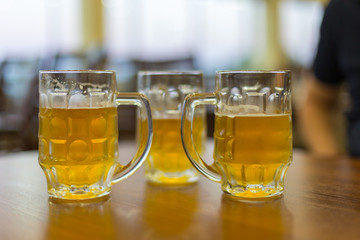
xmin=69 ymin=93 xmax=90 ymax=108
xmin=152 ymin=110 xmax=181 ymax=119
xmin=48 ymin=91 xmax=68 ymax=108
xmin=220 ymin=103 xmax=260 ymax=114
xmin=40 ymin=79 xmax=112 ymax=109
xmin=215 ymin=112 xmax=291 ymax=118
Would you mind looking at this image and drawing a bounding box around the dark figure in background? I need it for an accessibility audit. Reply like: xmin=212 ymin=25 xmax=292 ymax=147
xmin=299 ymin=0 xmax=360 ymax=157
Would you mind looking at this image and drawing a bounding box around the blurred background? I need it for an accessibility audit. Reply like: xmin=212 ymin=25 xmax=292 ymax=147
xmin=0 ymin=0 xmax=330 ymax=152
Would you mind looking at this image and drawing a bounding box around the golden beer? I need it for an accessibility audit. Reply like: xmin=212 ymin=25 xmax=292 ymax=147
xmin=145 ymin=117 xmax=205 ymax=184
xmin=38 ymin=107 xmax=120 ymax=199
xmin=213 ymin=113 xmax=292 ymax=197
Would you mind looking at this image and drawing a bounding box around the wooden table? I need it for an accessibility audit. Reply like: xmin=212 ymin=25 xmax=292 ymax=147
xmin=0 ymin=141 xmax=359 ymax=240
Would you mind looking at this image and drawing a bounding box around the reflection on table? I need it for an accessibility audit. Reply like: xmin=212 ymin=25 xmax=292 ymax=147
xmin=0 ymin=143 xmax=359 ymax=240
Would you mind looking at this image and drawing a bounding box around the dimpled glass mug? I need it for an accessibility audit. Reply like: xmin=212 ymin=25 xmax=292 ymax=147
xmin=181 ymin=70 xmax=292 ymax=199
xmin=38 ymin=70 xmax=152 ymax=200
xmin=138 ymin=71 xmax=206 ymax=185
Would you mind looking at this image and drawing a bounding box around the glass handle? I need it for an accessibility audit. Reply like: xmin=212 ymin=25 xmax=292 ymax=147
xmin=181 ymin=93 xmax=221 ymax=182
xmin=112 ymin=92 xmax=153 ymax=183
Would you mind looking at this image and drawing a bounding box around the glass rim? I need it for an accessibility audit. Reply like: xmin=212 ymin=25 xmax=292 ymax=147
xmin=39 ymin=70 xmax=116 ymax=74
xmin=138 ymin=70 xmax=203 ymax=76
xmin=216 ymin=70 xmax=291 ymax=74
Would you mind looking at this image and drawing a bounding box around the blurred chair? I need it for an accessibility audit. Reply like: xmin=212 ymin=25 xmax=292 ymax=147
xmin=3 ymin=49 xmax=109 ymax=152
xmin=0 ymin=61 xmax=7 ymax=112
xmin=13 ymin=49 xmax=109 ymax=151
xmin=86 ymin=47 xmax=108 ymax=70
xmin=52 ymin=52 xmax=88 ymax=70
xmin=52 ymin=48 xmax=108 ymax=70
xmin=0 ymin=57 xmax=40 ymax=151
xmin=131 ymin=56 xmax=195 ymax=73
xmin=18 ymin=56 xmax=56 ymax=151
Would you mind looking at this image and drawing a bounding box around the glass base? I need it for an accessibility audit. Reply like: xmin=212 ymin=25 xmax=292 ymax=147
xmin=221 ymin=183 xmax=284 ymax=199
xmin=216 ymin=161 xmax=291 ymax=200
xmin=47 ymin=185 xmax=112 ymax=200
xmin=145 ymin=168 xmax=199 ymax=185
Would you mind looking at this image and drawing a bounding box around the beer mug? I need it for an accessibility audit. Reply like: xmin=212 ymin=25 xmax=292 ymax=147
xmin=38 ymin=70 xmax=152 ymax=200
xmin=138 ymin=71 xmax=206 ymax=184
xmin=181 ymin=70 xmax=292 ymax=198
